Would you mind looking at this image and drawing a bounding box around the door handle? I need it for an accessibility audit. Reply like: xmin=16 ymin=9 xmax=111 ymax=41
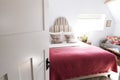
xmin=46 ymin=58 xmax=50 ymax=70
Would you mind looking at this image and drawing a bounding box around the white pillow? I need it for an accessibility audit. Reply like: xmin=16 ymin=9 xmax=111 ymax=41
xmin=63 ymin=32 xmax=77 ymax=43
xmin=50 ymin=32 xmax=63 ymax=44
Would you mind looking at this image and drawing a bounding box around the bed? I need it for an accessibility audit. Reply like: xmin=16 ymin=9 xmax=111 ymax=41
xmin=49 ymin=17 xmax=118 ymax=80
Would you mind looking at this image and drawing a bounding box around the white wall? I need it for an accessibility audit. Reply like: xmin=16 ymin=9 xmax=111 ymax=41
xmin=106 ymin=1 xmax=120 ymax=36
xmin=48 ymin=0 xmax=114 ymax=46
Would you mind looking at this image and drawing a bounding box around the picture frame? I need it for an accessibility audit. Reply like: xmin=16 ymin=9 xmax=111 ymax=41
xmin=106 ymin=20 xmax=112 ymax=27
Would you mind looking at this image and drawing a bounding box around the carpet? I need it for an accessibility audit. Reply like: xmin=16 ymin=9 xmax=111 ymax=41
xmin=80 ymin=76 xmax=110 ymax=80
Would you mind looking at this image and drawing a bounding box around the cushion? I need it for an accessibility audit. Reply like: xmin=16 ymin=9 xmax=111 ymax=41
xmin=106 ymin=36 xmax=120 ymax=45
xmin=50 ymin=32 xmax=63 ymax=44
xmin=101 ymin=39 xmax=107 ymax=43
xmin=64 ymin=32 xmax=77 ymax=43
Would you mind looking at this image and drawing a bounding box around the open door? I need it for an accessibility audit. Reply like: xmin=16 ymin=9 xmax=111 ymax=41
xmin=0 ymin=0 xmax=49 ymax=80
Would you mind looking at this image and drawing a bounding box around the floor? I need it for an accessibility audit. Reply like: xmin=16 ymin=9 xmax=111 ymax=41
xmin=80 ymin=76 xmax=110 ymax=80
xmin=78 ymin=68 xmax=120 ymax=80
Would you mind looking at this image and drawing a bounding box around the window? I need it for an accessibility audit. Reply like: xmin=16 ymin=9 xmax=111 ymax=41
xmin=74 ymin=14 xmax=106 ymax=34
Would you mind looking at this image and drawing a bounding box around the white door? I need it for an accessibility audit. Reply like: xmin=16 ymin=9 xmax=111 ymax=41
xmin=0 ymin=0 xmax=49 ymax=80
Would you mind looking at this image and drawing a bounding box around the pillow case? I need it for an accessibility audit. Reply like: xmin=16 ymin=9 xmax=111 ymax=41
xmin=50 ymin=32 xmax=63 ymax=44
xmin=106 ymin=36 xmax=120 ymax=45
xmin=64 ymin=32 xmax=77 ymax=43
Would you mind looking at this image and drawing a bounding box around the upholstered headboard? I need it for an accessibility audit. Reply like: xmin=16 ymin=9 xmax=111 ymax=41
xmin=49 ymin=17 xmax=72 ymax=32
xmin=49 ymin=17 xmax=77 ymax=44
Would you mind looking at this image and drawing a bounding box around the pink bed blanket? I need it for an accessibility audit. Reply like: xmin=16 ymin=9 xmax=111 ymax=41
xmin=50 ymin=46 xmax=117 ymax=80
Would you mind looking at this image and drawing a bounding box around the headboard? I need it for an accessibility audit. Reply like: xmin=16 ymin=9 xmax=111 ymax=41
xmin=49 ymin=17 xmax=72 ymax=32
